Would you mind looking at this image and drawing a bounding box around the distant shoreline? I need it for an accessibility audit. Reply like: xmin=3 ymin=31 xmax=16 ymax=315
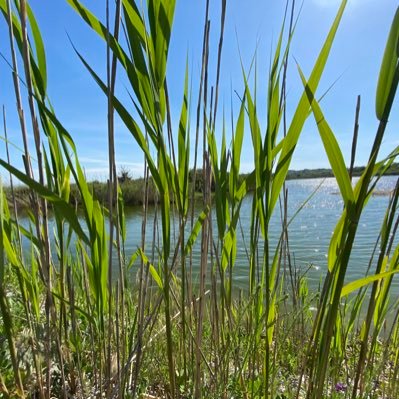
xmin=4 ymin=164 xmax=398 ymax=211
xmin=285 ymin=163 xmax=399 ymax=180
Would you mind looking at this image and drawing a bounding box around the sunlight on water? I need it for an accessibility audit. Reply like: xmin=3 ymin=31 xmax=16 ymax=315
xmin=19 ymin=176 xmax=399 ymax=292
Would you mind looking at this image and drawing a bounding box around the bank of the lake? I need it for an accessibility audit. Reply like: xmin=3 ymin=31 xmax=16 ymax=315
xmin=10 ymin=176 xmax=399 ymax=294
xmin=6 ymin=164 xmax=399 ymax=211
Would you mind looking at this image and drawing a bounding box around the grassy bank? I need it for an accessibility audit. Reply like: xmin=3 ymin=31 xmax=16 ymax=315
xmin=7 ymin=162 xmax=399 ymax=212
xmin=5 ymin=178 xmax=158 ymax=210
xmin=1 ymin=0 xmax=399 ymax=398
xmin=4 ymin=177 xmax=208 ymax=212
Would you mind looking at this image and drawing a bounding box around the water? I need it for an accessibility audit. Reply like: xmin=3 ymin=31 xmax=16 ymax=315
xmin=120 ymin=176 xmax=399 ymax=291
xmin=18 ymin=176 xmax=399 ymax=292
xmin=274 ymin=177 xmax=398 ymax=288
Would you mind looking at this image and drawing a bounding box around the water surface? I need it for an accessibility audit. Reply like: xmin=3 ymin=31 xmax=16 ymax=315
xmin=19 ymin=176 xmax=399 ymax=292
xmin=121 ymin=176 xmax=399 ymax=291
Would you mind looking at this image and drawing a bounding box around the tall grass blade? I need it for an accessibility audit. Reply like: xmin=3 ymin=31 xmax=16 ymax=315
xmin=376 ymin=7 xmax=399 ymax=120
xmin=271 ymin=0 xmax=347 ymax=214
xmin=298 ymin=64 xmax=354 ymax=205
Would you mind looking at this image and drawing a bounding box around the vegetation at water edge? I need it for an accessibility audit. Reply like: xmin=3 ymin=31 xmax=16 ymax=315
xmin=1 ymin=0 xmax=399 ymax=398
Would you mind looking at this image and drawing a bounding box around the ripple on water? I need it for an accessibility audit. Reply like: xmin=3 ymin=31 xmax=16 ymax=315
xmin=18 ymin=177 xmax=399 ymax=294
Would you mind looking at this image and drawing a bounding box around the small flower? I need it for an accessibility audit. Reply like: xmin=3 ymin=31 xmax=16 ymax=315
xmin=335 ymin=383 xmax=347 ymax=393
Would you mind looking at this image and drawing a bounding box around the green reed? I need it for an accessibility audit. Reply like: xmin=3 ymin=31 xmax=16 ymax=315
xmin=0 ymin=0 xmax=399 ymax=398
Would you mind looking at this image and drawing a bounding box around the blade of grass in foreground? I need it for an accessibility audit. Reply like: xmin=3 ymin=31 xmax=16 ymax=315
xmin=376 ymin=7 xmax=399 ymax=120
xmin=0 ymin=184 xmax=25 ymax=398
xmin=297 ymin=64 xmax=354 ymax=206
xmin=270 ymin=0 xmax=348 ymax=215
xmin=298 ymin=16 xmax=399 ymax=396
xmin=0 ymin=159 xmax=89 ymax=245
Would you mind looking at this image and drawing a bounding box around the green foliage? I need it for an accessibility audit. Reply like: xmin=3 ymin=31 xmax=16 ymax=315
xmin=0 ymin=0 xmax=398 ymax=398
xmin=376 ymin=7 xmax=399 ymax=120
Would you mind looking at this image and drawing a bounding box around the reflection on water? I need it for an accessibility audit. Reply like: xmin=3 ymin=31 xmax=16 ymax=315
xmin=19 ymin=176 xmax=399 ymax=292
xmin=120 ymin=176 xmax=399 ymax=291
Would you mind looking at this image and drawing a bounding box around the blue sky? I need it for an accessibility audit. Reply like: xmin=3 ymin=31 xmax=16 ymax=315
xmin=0 ymin=0 xmax=398 ymax=182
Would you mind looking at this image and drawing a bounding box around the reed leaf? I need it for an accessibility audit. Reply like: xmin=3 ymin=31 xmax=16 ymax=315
xmin=298 ymin=64 xmax=354 ymax=205
xmin=185 ymin=205 xmax=210 ymax=255
xmin=25 ymin=1 xmax=46 ymax=96
xmin=341 ymin=268 xmax=399 ymax=297
xmin=271 ymin=0 xmax=348 ymax=214
xmin=0 ymin=159 xmax=89 ymax=245
xmin=376 ymin=7 xmax=399 ymax=120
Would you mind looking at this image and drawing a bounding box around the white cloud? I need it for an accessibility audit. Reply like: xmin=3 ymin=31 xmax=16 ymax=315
xmin=79 ymin=157 xmax=107 ymax=165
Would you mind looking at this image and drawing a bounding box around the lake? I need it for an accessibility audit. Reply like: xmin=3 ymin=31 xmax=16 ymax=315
xmin=120 ymin=176 xmax=399 ymax=291
xmin=18 ymin=176 xmax=399 ymax=292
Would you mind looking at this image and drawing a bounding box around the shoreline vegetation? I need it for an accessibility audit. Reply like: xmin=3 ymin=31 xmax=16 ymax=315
xmin=6 ymin=163 xmax=399 ymax=210
xmin=1 ymin=0 xmax=399 ymax=398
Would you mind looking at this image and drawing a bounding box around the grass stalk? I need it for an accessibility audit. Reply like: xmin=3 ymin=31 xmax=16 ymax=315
xmin=105 ymin=0 xmax=121 ymax=391
xmin=349 ymin=95 xmax=361 ymax=181
xmin=1 ymin=1 xmax=399 ymax=397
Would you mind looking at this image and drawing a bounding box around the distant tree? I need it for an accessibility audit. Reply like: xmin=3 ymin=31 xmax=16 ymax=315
xmin=188 ymin=168 xmax=216 ymax=192
xmin=118 ymin=166 xmax=132 ymax=183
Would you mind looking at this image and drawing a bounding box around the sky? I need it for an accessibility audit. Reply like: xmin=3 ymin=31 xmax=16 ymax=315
xmin=0 ymin=0 xmax=398 ymax=182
